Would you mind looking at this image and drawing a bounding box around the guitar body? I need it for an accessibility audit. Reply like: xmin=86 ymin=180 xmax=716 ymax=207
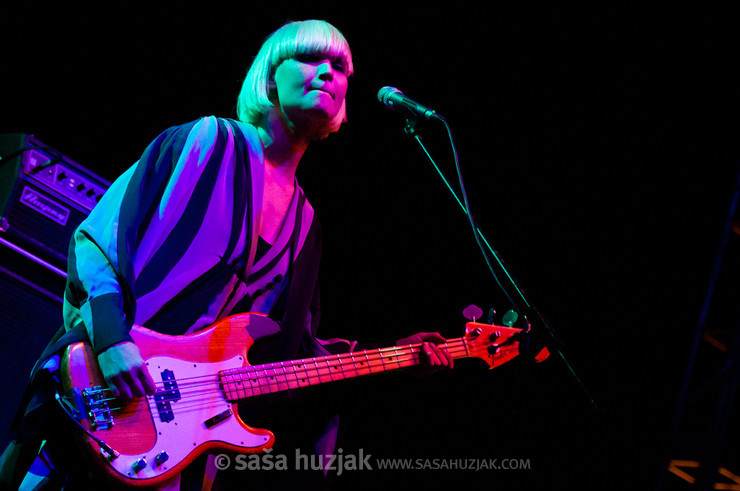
xmin=60 ymin=313 xmax=275 ymax=488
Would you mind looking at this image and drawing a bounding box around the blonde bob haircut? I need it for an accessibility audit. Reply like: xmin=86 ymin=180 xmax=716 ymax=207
xmin=236 ymin=20 xmax=354 ymax=135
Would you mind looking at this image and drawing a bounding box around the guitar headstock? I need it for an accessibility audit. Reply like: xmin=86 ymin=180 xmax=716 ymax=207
xmin=464 ymin=322 xmax=522 ymax=369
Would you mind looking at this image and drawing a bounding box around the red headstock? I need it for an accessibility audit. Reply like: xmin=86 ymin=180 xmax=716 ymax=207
xmin=464 ymin=322 xmax=522 ymax=369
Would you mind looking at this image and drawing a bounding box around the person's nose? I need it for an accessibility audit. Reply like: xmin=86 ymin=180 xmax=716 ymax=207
xmin=317 ymin=60 xmax=335 ymax=81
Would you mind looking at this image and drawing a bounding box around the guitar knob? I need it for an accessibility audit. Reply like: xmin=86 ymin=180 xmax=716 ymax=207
xmin=155 ymin=451 xmax=170 ymax=467
xmin=132 ymin=458 xmax=148 ymax=473
xmin=463 ymin=304 xmax=484 ymax=322
xmin=502 ymin=310 xmax=519 ymax=327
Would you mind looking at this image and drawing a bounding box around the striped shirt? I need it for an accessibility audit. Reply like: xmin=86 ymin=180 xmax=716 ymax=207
xmin=62 ymin=116 xmax=316 ymax=353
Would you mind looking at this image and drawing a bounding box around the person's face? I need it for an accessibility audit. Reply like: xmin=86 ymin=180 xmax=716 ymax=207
xmin=271 ymin=52 xmax=349 ymax=134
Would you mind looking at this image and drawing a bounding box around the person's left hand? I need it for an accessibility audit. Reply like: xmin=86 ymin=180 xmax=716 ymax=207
xmin=396 ymin=332 xmax=454 ymax=375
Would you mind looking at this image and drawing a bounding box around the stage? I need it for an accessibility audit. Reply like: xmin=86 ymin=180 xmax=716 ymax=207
xmin=2 ymin=4 xmax=739 ymax=489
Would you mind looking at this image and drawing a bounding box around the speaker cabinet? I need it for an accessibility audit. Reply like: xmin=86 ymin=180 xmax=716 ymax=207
xmin=0 ymin=134 xmax=109 ymax=450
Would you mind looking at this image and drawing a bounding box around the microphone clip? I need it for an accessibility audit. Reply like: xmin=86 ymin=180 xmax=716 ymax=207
xmin=403 ymin=116 xmax=420 ymax=137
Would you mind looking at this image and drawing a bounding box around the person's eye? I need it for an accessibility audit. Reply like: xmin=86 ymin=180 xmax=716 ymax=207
xmin=294 ymin=53 xmax=346 ymax=73
xmin=294 ymin=53 xmax=322 ymax=64
xmin=331 ymin=59 xmax=346 ymax=73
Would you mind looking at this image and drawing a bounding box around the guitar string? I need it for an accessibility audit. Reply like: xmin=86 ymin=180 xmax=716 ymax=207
xmin=142 ymin=337 xmax=478 ymax=388
xmin=137 ymin=343 xmax=471 ymax=396
xmin=117 ymin=337 xmax=496 ymax=396
xmin=96 ymin=337 xmax=508 ymax=424
xmin=103 ymin=350 xmax=445 ymax=424
xmin=103 ymin=346 xmax=473 ymax=415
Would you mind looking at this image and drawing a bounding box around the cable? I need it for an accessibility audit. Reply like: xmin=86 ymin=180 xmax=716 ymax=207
xmin=0 ymin=144 xmax=62 ymax=172
xmin=55 ymin=391 xmax=120 ymax=460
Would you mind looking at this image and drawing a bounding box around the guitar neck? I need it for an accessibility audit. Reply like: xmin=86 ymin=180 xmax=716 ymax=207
xmin=219 ymin=337 xmax=472 ymax=401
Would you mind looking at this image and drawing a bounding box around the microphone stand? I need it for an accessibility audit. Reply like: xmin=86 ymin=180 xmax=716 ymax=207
xmin=402 ymin=115 xmax=599 ymax=410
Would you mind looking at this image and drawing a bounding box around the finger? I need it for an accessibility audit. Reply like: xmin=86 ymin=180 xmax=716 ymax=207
xmin=423 ymin=343 xmax=441 ymax=366
xmin=441 ymin=346 xmax=454 ymax=369
xmin=118 ymin=369 xmax=146 ymax=399
xmin=431 ymin=344 xmax=450 ymax=368
xmin=429 ymin=342 xmax=449 ymax=367
xmin=128 ymin=371 xmax=149 ymax=399
xmin=141 ymin=369 xmax=157 ymax=395
xmin=106 ymin=378 xmax=121 ymax=399
xmin=135 ymin=363 xmax=157 ymax=396
xmin=113 ymin=376 xmax=133 ymax=400
xmin=428 ymin=343 xmax=454 ymax=369
xmin=424 ymin=332 xmax=447 ymax=344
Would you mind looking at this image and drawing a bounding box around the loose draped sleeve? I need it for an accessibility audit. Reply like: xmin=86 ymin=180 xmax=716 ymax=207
xmin=63 ymin=116 xmax=257 ymax=353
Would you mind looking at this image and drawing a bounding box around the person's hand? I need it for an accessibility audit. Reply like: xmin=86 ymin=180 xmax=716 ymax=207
xmin=97 ymin=341 xmax=157 ymax=400
xmin=396 ymin=332 xmax=454 ymax=375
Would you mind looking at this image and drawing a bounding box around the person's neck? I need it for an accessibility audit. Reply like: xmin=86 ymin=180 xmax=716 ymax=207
xmin=257 ymin=111 xmax=309 ymax=187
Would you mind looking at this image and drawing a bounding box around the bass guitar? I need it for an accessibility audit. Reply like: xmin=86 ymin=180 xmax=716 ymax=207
xmin=59 ymin=312 xmax=528 ymax=487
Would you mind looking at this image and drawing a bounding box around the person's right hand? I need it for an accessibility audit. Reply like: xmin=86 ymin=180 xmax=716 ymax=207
xmin=97 ymin=341 xmax=157 ymax=400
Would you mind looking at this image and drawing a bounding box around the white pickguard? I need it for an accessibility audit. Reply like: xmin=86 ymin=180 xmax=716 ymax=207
xmin=107 ymin=354 xmax=271 ymax=480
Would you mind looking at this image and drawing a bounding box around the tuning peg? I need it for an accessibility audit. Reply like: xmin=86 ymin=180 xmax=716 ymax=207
xmin=502 ymin=310 xmax=519 ymax=327
xmin=463 ymin=304 xmax=484 ymax=322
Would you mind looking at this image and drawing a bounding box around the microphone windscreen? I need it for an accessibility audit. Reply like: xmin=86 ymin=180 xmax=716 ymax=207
xmin=377 ymin=86 xmax=400 ymax=105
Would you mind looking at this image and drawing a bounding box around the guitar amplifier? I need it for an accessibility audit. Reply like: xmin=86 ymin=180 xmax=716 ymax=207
xmin=0 ymin=133 xmax=111 ymax=269
xmin=0 ymin=133 xmax=110 ymax=450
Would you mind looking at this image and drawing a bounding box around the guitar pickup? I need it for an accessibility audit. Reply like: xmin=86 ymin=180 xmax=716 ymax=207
xmin=154 ymin=369 xmax=181 ymax=423
xmin=204 ymin=409 xmax=233 ymax=429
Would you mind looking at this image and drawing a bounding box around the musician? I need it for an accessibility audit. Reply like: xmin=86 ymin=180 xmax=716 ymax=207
xmin=0 ymin=19 xmax=452 ymax=490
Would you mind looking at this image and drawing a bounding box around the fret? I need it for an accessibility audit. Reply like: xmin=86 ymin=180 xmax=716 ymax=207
xmin=361 ymin=351 xmax=374 ymax=375
xmin=303 ymin=359 xmax=319 ymax=385
xmin=367 ymin=350 xmax=384 ymax=374
xmin=380 ymin=347 xmax=401 ymax=370
xmin=220 ymin=372 xmax=233 ymax=400
xmin=275 ymin=363 xmax=292 ymax=392
xmin=265 ymin=366 xmax=280 ymax=393
xmin=259 ymin=366 xmax=280 ymax=393
xmin=242 ymin=368 xmax=261 ymax=397
xmin=234 ymin=372 xmax=251 ymax=399
xmin=246 ymin=368 xmax=264 ymax=396
xmin=263 ymin=366 xmax=276 ymax=393
xmin=290 ymin=361 xmax=310 ymax=388
xmin=314 ymin=357 xmax=332 ymax=384
xmin=220 ymin=371 xmax=241 ymax=400
xmin=342 ymin=353 xmax=358 ymax=379
xmin=283 ymin=362 xmax=300 ymax=390
xmin=336 ymin=356 xmax=349 ymax=379
xmin=410 ymin=345 xmax=422 ymax=366
xmin=326 ymin=356 xmax=341 ymax=381
xmin=392 ymin=346 xmax=417 ymax=369
xmin=354 ymin=352 xmax=368 ymax=376
xmin=461 ymin=338 xmax=470 ymax=358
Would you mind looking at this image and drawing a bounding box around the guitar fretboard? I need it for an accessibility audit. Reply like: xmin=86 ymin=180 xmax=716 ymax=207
xmin=218 ymin=338 xmax=472 ymax=401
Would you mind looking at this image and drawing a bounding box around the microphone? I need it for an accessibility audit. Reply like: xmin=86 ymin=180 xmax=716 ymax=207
xmin=377 ymin=86 xmax=444 ymax=121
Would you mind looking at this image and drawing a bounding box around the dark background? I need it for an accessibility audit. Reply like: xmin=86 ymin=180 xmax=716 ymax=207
xmin=2 ymin=4 xmax=739 ymax=490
